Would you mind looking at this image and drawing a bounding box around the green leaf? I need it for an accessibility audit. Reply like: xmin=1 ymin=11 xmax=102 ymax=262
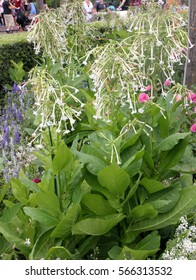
xmin=180 ymin=174 xmax=194 ymax=188
xmin=84 ymin=172 xmax=112 ymax=199
xmin=143 ymin=151 xmax=154 ymax=170
xmin=121 ymin=128 xmax=143 ymax=152
xmin=51 ymin=62 xmax=62 ymax=75
xmin=52 ymin=142 xmax=73 ymax=174
xmin=11 ymin=179 xmax=29 ymax=204
xmin=156 ymin=132 xmax=190 ymax=151
xmin=0 ymin=184 xmax=8 ymax=203
xmin=77 ymin=236 xmax=100 ymax=259
xmin=98 ymin=163 xmax=130 ymax=197
xmin=148 ymin=103 xmax=161 ymax=117
xmin=0 ymin=203 xmax=21 ymax=223
xmin=75 ymin=151 xmax=107 ymax=176
xmin=45 ymin=246 xmax=73 ymax=260
xmin=51 ymin=204 xmax=81 ymax=238
xmin=30 ymin=229 xmax=55 ymax=260
xmin=67 ymin=74 xmax=87 ymax=87
xmin=72 ymin=214 xmax=124 ymax=236
xmin=0 ymin=222 xmax=23 ymax=244
xmin=28 ymin=191 xmax=61 ymax=217
xmin=0 ymin=157 xmax=4 ymax=170
xmin=159 ymin=138 xmax=189 ymax=172
xmin=122 ymin=147 xmax=144 ymax=170
xmin=120 ymin=231 xmax=160 ymax=260
xmin=135 ymin=231 xmax=160 ymax=250
xmin=121 ymin=245 xmax=159 ymax=260
xmin=122 ymin=173 xmax=142 ymax=206
xmin=0 ymin=235 xmax=12 ymax=256
xmin=82 ymin=194 xmax=115 ymax=216
xmin=140 ymin=178 xmax=166 ymax=193
xmin=39 ymin=170 xmax=54 ymax=192
xmin=9 ymin=60 xmax=25 ymax=83
xmin=23 ymin=207 xmax=59 ymax=227
xmin=109 ymin=230 xmax=160 ymax=260
xmin=131 ymin=204 xmax=158 ymax=220
xmin=20 ymin=177 xmax=41 ymax=193
xmin=33 ymin=150 xmax=52 ymax=167
xmin=129 ymin=185 xmax=196 ymax=234
xmin=122 ymin=147 xmax=144 ymax=178
xmin=171 ymin=146 xmax=196 ymax=173
xmin=144 ymin=186 xmax=181 ymax=213
xmin=158 ymin=114 xmax=169 ymax=138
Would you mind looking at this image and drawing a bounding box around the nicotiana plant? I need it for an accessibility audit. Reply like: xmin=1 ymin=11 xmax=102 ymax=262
xmin=0 ymin=2 xmax=195 ymax=260
xmin=27 ymin=2 xmax=190 ymax=136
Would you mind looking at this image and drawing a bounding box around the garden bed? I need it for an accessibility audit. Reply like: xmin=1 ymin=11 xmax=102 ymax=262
xmin=0 ymin=1 xmax=195 ymax=261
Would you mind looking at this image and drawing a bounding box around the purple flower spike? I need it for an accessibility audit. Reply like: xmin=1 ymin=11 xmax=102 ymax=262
xmin=12 ymin=83 xmax=21 ymax=93
xmin=14 ymin=130 xmax=20 ymax=144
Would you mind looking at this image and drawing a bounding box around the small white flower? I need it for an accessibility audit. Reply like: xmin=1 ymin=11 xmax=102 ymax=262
xmin=24 ymin=238 xmax=31 ymax=246
xmin=156 ymin=41 xmax=162 ymax=47
xmin=138 ymin=108 xmax=144 ymax=114
xmin=63 ymin=129 xmax=70 ymax=135
xmin=56 ymin=99 xmax=64 ymax=106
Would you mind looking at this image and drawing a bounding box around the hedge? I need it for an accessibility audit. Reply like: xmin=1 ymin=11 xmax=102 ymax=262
xmin=0 ymin=32 xmax=40 ymax=99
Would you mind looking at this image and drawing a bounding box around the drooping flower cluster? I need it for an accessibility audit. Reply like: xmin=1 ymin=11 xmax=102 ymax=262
xmin=84 ymin=7 xmax=189 ymax=121
xmin=28 ymin=67 xmax=84 ymax=137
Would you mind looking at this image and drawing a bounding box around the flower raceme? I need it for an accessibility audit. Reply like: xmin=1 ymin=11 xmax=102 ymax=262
xmin=138 ymin=93 xmax=149 ymax=103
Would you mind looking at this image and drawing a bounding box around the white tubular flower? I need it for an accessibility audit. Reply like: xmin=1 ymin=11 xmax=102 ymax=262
xmin=24 ymin=238 xmax=31 ymax=246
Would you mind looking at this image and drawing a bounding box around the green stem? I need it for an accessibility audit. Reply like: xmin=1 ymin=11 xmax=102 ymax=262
xmin=48 ymin=126 xmax=58 ymax=197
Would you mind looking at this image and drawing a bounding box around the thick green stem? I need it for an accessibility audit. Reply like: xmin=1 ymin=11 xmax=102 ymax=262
xmin=48 ymin=126 xmax=58 ymax=197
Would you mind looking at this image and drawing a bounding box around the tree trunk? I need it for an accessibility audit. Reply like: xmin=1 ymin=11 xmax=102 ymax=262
xmin=184 ymin=0 xmax=196 ymax=89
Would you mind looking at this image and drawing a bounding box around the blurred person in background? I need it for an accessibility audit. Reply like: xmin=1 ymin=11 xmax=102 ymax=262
xmin=130 ymin=0 xmax=141 ymax=6
xmin=27 ymin=0 xmax=36 ymax=19
xmin=82 ymin=0 xmax=94 ymax=21
xmin=0 ymin=0 xmax=5 ymax=25
xmin=2 ymin=0 xmax=18 ymax=31
xmin=117 ymin=0 xmax=130 ymax=10
xmin=93 ymin=0 xmax=108 ymax=12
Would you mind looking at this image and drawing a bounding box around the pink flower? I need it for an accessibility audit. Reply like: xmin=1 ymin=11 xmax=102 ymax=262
xmin=188 ymin=92 xmax=196 ymax=103
xmin=163 ymin=79 xmax=171 ymax=86
xmin=194 ymin=106 xmax=196 ymax=113
xmin=32 ymin=178 xmax=41 ymax=183
xmin=190 ymin=124 xmax=196 ymax=133
xmin=138 ymin=93 xmax=149 ymax=103
xmin=145 ymin=85 xmax=151 ymax=91
xmin=175 ymin=94 xmax=182 ymax=102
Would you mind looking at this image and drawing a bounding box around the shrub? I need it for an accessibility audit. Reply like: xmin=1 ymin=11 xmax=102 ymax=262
xmin=0 ymin=33 xmax=41 ymax=99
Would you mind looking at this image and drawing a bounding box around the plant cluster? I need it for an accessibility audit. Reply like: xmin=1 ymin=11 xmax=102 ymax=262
xmin=0 ymin=1 xmax=195 ymax=260
xmin=0 ymin=82 xmax=36 ymax=183
xmin=0 ymin=41 xmax=40 ymax=97
xmin=161 ymin=216 xmax=196 ymax=260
